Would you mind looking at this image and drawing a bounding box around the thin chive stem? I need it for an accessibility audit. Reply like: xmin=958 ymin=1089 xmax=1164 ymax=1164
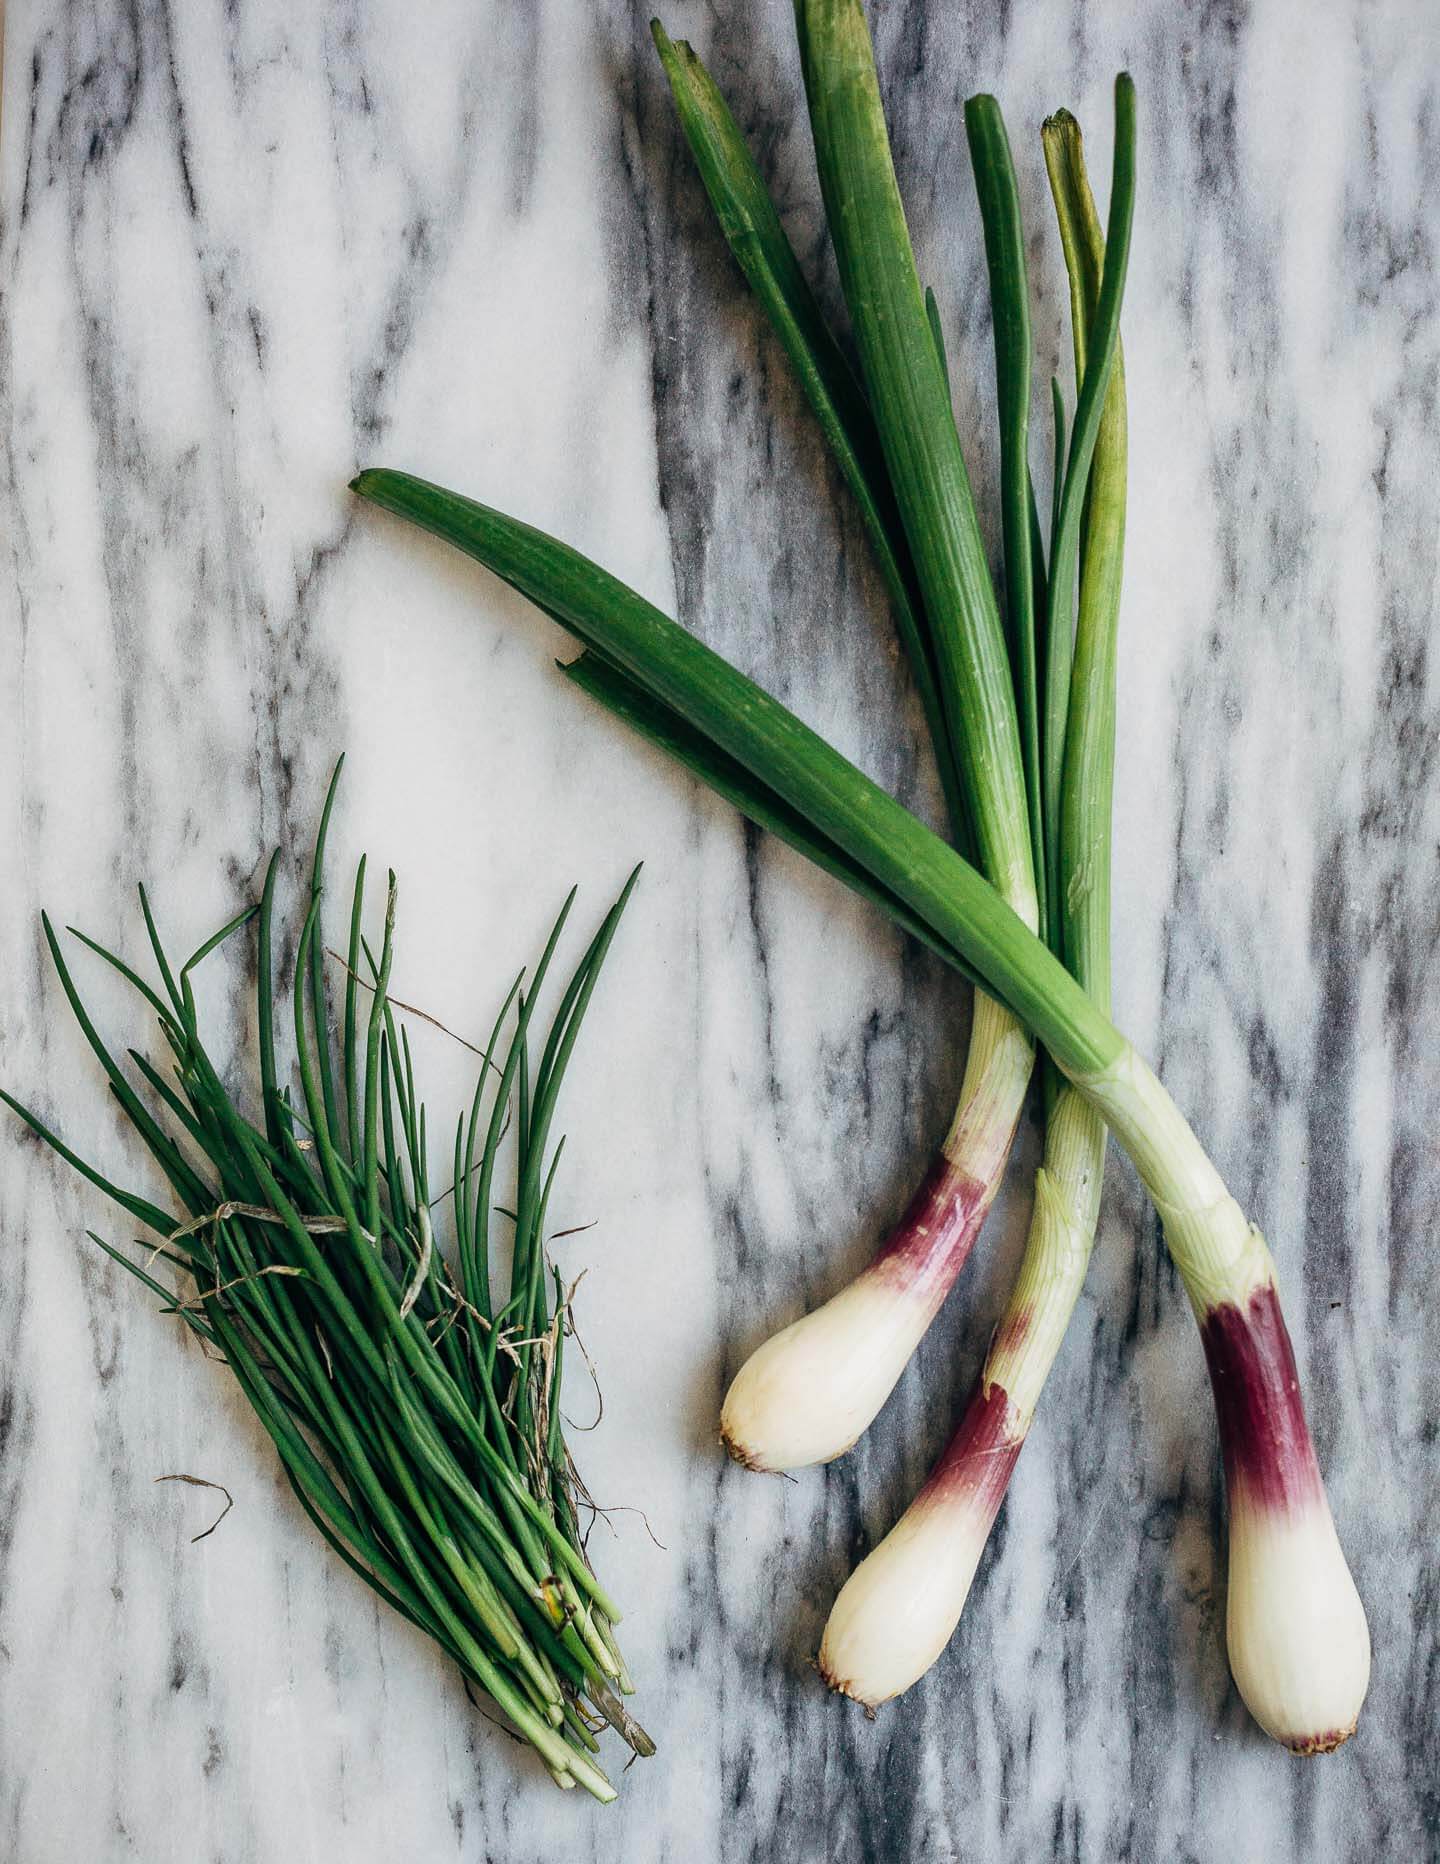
xmin=363 ymin=875 xmax=397 ymax=1239
xmin=305 ymin=759 xmax=347 ymax=1150
xmin=344 ymin=854 xmax=368 ymax=1158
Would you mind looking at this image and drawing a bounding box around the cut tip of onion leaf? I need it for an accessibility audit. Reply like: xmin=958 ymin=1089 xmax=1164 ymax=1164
xmin=4 ymin=770 xmax=653 ymax=1800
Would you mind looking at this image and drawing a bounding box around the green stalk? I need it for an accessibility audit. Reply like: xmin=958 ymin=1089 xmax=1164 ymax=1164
xmin=651 ymin=20 xmax=967 ymax=847
xmin=964 ymin=94 xmax=1044 ymax=942
xmin=562 ymin=651 xmax=988 ymax=992
xmin=350 ymin=467 xmax=1285 ymax=1312
xmin=1046 ymin=111 xmax=1127 ymax=1004
xmin=1040 ymin=78 xmax=1136 ymax=944
xmin=352 ymin=470 xmax=1111 ymax=1065
xmin=1039 ymin=101 xmax=1128 ymax=1351
xmin=793 ymin=0 xmax=1034 ymax=917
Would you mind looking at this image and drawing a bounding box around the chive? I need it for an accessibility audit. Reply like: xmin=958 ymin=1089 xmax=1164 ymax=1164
xmin=4 ymin=784 xmax=651 ymax=1798
xmin=461 ymin=970 xmax=524 ymax=1317
xmin=344 ymin=854 xmax=368 ymax=1158
xmin=305 ymin=758 xmax=347 ymax=1151
xmin=255 ymin=851 xmax=285 ymax=1147
xmin=361 ymin=874 xmax=396 ymax=1238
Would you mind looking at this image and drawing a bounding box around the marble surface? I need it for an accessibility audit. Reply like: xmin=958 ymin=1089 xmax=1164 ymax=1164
xmin=1 ymin=1 xmax=1437 ymax=1858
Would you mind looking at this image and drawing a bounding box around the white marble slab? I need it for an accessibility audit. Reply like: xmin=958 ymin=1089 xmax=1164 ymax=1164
xmin=1 ymin=1 xmax=1436 ymax=1858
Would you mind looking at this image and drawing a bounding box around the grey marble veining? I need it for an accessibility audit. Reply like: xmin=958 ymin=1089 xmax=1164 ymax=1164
xmin=1 ymin=1 xmax=1437 ymax=1859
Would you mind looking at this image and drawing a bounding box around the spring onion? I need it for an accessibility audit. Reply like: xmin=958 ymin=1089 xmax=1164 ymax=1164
xmin=2 ymin=769 xmax=653 ymax=1798
xmin=819 ymin=99 xmax=1128 ymax=1707
xmin=653 ymin=12 xmax=1035 ymax=1474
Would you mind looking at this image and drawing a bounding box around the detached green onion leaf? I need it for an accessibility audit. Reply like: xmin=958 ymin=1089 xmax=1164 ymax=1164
xmin=351 ymin=469 xmax=1101 ymax=1068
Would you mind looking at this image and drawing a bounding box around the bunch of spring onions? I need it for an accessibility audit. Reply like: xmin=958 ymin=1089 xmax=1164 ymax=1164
xmin=352 ymin=1 xmax=1369 ymax=1754
xmin=2 ymin=768 xmax=653 ymax=1800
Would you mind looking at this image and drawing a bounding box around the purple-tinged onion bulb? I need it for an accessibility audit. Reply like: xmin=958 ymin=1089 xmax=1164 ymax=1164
xmin=1202 ymin=1283 xmax=1370 ymax=1752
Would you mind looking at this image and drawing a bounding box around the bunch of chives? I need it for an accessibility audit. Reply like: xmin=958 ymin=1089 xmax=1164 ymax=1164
xmin=352 ymin=1 xmax=1368 ymax=1753
xmin=2 ymin=767 xmax=653 ymax=1800
xmin=651 ymin=13 xmax=1042 ymax=1477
